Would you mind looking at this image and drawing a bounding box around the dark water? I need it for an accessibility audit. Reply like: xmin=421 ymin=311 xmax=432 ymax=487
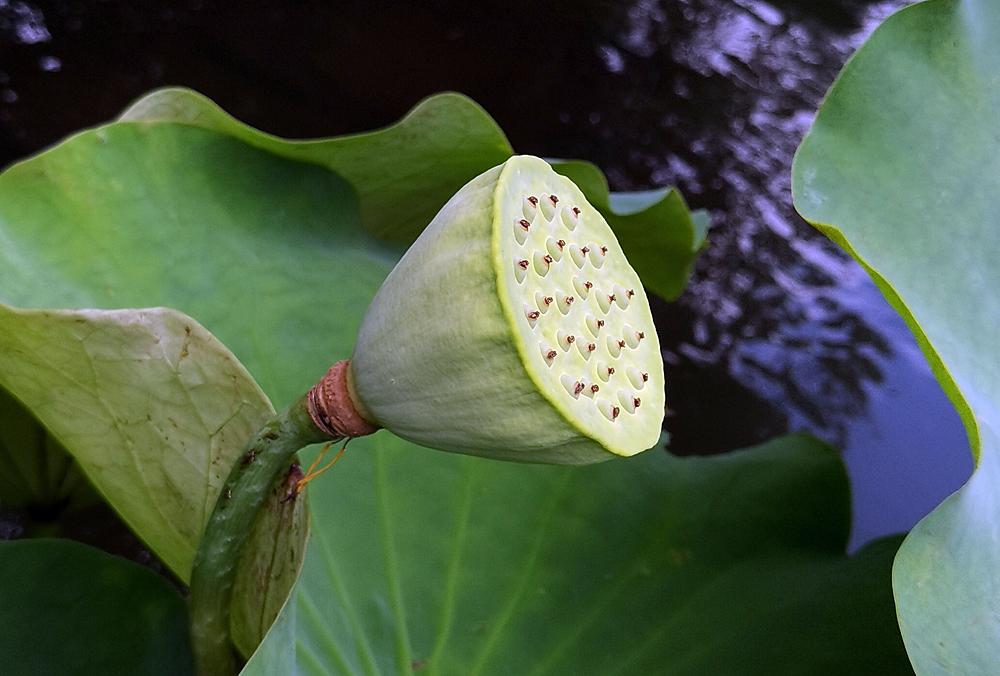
xmin=0 ymin=0 xmax=972 ymax=551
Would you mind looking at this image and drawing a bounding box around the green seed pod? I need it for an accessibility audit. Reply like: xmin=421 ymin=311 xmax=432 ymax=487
xmin=191 ymin=155 xmax=667 ymax=673
xmin=349 ymin=155 xmax=664 ymax=464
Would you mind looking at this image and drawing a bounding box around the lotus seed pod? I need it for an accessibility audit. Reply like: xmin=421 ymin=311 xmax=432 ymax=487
xmin=349 ymin=155 xmax=664 ymax=464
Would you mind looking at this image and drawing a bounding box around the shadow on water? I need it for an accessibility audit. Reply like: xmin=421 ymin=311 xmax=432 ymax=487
xmin=0 ymin=0 xmax=973 ymax=550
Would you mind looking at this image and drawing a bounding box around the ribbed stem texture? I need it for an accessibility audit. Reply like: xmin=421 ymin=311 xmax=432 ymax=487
xmin=189 ymin=394 xmax=330 ymax=676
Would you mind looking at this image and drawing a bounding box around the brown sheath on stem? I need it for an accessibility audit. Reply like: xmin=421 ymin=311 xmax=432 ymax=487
xmin=306 ymin=360 xmax=380 ymax=438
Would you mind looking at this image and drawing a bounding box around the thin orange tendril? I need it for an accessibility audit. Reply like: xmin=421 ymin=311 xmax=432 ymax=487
xmin=294 ymin=439 xmax=350 ymax=496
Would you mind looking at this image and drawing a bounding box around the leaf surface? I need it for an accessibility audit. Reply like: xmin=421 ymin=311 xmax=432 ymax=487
xmin=245 ymin=434 xmax=909 ymax=675
xmin=793 ymin=1 xmax=999 ymax=671
xmin=121 ymin=88 xmax=701 ymax=300
xmin=0 ymin=539 xmax=192 ymax=676
xmin=0 ymin=304 xmax=308 ymax=655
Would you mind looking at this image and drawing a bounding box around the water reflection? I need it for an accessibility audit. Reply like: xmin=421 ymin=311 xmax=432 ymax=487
xmin=552 ymin=0 xmax=908 ymax=453
xmin=579 ymin=0 xmax=971 ymax=548
xmin=0 ymin=0 xmax=51 ymax=45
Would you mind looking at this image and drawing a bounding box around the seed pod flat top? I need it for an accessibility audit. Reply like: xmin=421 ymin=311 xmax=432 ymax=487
xmin=494 ymin=156 xmax=663 ymax=456
xmin=351 ymin=155 xmax=664 ymax=463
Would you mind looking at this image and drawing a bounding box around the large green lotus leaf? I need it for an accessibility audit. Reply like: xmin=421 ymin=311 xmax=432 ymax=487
xmin=119 ymin=88 xmax=510 ymax=244
xmin=243 ymin=434 xmax=909 ymax=675
xmin=0 ymin=538 xmax=192 ymax=675
xmin=793 ymin=1 xmax=1000 ymax=671
xmin=0 ymin=112 xmax=904 ymax=671
xmin=0 ymin=305 xmax=308 ymax=656
xmin=121 ymin=87 xmax=701 ymax=300
xmin=0 ymin=305 xmax=272 ymax=576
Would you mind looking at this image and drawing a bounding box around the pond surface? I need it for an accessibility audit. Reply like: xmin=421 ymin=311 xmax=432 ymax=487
xmin=0 ymin=0 xmax=971 ymax=551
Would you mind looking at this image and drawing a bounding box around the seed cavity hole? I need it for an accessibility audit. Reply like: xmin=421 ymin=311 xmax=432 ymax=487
xmin=536 ymin=292 xmax=553 ymax=314
xmin=569 ymin=244 xmax=586 ymax=268
xmin=627 ymin=367 xmax=646 ymax=389
xmin=607 ymin=336 xmax=623 ymax=357
xmin=541 ymin=345 xmax=557 ymax=364
xmin=557 ymin=330 xmax=576 ymax=351
xmin=585 ymin=314 xmax=603 ymax=336
xmin=514 ymin=258 xmax=528 ymax=283
xmin=533 ymin=251 xmax=553 ymax=276
xmin=523 ymin=196 xmax=538 ymax=220
xmin=546 ymin=237 xmax=565 ymax=261
xmin=624 ymin=324 xmax=640 ymax=348
xmin=618 ymin=390 xmax=637 ymax=413
xmin=591 ymin=243 xmax=607 ymax=268
xmin=561 ymin=206 xmax=580 ymax=231
xmin=573 ymin=276 xmax=591 ymax=298
xmin=525 ymin=306 xmax=540 ymax=327
xmin=514 ymin=218 xmax=531 ymax=245
xmin=561 ymin=374 xmax=582 ymax=399
xmin=613 ymin=284 xmax=629 ymax=309
xmin=557 ymin=295 xmax=575 ymax=315
xmin=540 ymin=194 xmax=557 ymax=221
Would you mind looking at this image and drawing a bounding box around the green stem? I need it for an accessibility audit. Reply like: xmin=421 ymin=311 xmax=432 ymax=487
xmin=189 ymin=393 xmax=332 ymax=676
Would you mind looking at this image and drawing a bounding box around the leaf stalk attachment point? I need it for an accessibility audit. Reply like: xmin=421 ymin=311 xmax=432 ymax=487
xmin=189 ymin=359 xmax=377 ymax=676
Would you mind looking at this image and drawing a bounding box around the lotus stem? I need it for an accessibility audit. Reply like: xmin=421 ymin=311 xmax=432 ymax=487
xmin=189 ymin=360 xmax=376 ymax=676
